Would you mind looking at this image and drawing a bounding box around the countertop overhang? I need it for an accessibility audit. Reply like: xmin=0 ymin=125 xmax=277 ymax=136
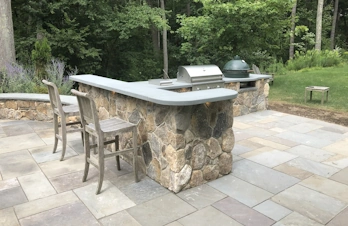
xmin=70 ymin=74 xmax=270 ymax=106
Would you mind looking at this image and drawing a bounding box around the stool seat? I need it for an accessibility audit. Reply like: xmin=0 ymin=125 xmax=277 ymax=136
xmin=86 ymin=118 xmax=135 ymax=134
xmin=61 ymin=105 xmax=80 ymax=115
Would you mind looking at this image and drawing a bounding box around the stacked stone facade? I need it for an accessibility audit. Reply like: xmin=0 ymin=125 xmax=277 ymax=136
xmin=79 ymin=84 xmax=235 ymax=193
xmin=225 ymin=79 xmax=270 ymax=116
xmin=0 ymin=100 xmax=53 ymax=121
xmin=0 ymin=100 xmax=78 ymax=122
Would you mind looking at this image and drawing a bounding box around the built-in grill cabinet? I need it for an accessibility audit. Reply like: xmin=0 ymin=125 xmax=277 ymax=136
xmin=177 ymin=65 xmax=225 ymax=91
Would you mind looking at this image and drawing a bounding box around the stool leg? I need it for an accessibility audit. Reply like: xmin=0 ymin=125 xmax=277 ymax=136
xmin=82 ymin=132 xmax=90 ymax=183
xmin=115 ymin=135 xmax=121 ymax=171
xmin=133 ymin=127 xmax=139 ymax=182
xmin=52 ymin=114 xmax=59 ymax=153
xmin=310 ymin=91 xmax=313 ymax=101
xmin=60 ymin=117 xmax=67 ymax=161
xmin=96 ymin=137 xmax=105 ymax=195
xmin=321 ymin=92 xmax=324 ymax=105
xmin=327 ymin=91 xmax=329 ymax=102
xmin=305 ymin=90 xmax=307 ymax=103
xmin=80 ymin=129 xmax=84 ymax=147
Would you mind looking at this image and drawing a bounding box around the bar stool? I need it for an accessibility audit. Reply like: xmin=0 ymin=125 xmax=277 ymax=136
xmin=71 ymin=89 xmax=139 ymax=194
xmin=42 ymin=80 xmax=83 ymax=161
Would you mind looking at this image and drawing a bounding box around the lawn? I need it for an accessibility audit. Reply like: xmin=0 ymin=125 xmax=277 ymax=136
xmin=269 ymin=64 xmax=348 ymax=112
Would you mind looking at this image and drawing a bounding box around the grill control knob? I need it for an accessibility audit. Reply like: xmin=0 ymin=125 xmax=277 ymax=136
xmin=197 ymin=88 xmax=200 ymax=90
xmin=207 ymin=86 xmax=210 ymax=89
xmin=217 ymin=85 xmax=220 ymax=88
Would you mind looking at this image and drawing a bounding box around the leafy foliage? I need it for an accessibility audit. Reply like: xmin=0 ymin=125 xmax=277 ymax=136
xmin=0 ymin=63 xmax=36 ymax=93
xmin=177 ymin=0 xmax=292 ymax=67
xmin=9 ymin=0 xmax=348 ymax=83
xmin=286 ymin=50 xmax=342 ymax=71
xmin=32 ymin=37 xmax=52 ymax=79
xmin=265 ymin=58 xmax=287 ymax=75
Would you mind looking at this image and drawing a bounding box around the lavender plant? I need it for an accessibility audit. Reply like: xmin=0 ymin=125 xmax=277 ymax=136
xmin=43 ymin=59 xmax=77 ymax=94
xmin=1 ymin=63 xmax=36 ymax=93
xmin=0 ymin=59 xmax=77 ymax=95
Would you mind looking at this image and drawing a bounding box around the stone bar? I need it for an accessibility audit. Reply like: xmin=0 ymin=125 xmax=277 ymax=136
xmin=70 ymin=74 xmax=270 ymax=192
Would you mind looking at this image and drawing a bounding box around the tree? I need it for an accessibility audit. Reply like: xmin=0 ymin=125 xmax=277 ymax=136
xmin=177 ymin=0 xmax=292 ymax=66
xmin=289 ymin=0 xmax=297 ymax=59
xmin=0 ymin=0 xmax=15 ymax=70
xmin=161 ymin=0 xmax=168 ymax=77
xmin=315 ymin=0 xmax=324 ymax=50
xmin=330 ymin=0 xmax=339 ymax=49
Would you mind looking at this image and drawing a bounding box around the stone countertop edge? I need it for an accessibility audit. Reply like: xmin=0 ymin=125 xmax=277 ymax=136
xmin=0 ymin=93 xmax=78 ymax=105
xmin=132 ymin=73 xmax=271 ymax=90
xmin=70 ymin=74 xmax=239 ymax=106
xmin=224 ymin=73 xmax=272 ymax=82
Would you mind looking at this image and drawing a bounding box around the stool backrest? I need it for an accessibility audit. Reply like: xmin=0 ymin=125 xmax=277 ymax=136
xmin=71 ymin=89 xmax=101 ymax=133
xmin=42 ymin=80 xmax=64 ymax=115
xmin=252 ymin=64 xmax=261 ymax=74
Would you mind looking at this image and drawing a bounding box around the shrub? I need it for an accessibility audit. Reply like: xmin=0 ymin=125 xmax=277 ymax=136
xmin=43 ymin=59 xmax=77 ymax=94
xmin=32 ymin=37 xmax=52 ymax=80
xmin=0 ymin=59 xmax=77 ymax=95
xmin=265 ymin=59 xmax=287 ymax=75
xmin=0 ymin=63 xmax=36 ymax=93
xmin=286 ymin=49 xmax=342 ymax=71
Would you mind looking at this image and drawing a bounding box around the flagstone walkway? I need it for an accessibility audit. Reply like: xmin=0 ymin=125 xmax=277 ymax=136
xmin=1 ymin=110 xmax=348 ymax=226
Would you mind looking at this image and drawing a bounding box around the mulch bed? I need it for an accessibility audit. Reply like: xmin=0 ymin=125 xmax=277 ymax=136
xmin=268 ymin=101 xmax=348 ymax=127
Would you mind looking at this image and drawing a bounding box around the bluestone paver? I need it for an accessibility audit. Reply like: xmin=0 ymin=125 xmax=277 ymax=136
xmin=1 ymin=110 xmax=348 ymax=225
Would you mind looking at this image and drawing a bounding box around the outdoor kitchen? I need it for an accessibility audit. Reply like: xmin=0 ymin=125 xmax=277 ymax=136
xmin=70 ymin=58 xmax=271 ymax=193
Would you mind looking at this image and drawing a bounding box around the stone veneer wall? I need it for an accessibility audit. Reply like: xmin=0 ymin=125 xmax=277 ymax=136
xmin=0 ymin=100 xmax=77 ymax=122
xmin=225 ymin=79 xmax=270 ymax=116
xmin=79 ymin=84 xmax=235 ymax=193
xmin=0 ymin=100 xmax=54 ymax=121
xmin=167 ymin=79 xmax=270 ymax=117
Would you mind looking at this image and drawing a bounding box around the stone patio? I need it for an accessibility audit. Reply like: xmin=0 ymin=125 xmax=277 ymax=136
xmin=1 ymin=110 xmax=348 ymax=226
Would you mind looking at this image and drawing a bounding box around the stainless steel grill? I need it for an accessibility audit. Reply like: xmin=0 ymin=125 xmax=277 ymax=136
xmin=177 ymin=65 xmax=225 ymax=91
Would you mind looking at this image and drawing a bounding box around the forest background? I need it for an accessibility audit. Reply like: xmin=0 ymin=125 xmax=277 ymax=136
xmin=1 ymin=0 xmax=348 ymax=82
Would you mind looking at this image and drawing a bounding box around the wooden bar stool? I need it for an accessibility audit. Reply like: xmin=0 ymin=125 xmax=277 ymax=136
xmin=71 ymin=89 xmax=139 ymax=194
xmin=42 ymin=80 xmax=83 ymax=161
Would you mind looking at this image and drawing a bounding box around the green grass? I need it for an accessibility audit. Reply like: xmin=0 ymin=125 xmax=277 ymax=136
xmin=269 ymin=64 xmax=348 ymax=112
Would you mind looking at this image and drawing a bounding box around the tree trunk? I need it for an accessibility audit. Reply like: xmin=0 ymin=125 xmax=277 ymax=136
xmin=330 ymin=0 xmax=339 ymax=49
xmin=147 ymin=0 xmax=161 ymax=55
xmin=289 ymin=0 xmax=297 ymax=60
xmin=315 ymin=0 xmax=324 ymax=50
xmin=161 ymin=0 xmax=168 ymax=77
xmin=186 ymin=0 xmax=191 ymax=16
xmin=151 ymin=25 xmax=160 ymax=55
xmin=0 ymin=0 xmax=16 ymax=70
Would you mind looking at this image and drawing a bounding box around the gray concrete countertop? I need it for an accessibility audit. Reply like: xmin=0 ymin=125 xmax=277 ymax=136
xmin=70 ymin=74 xmax=240 ymax=106
xmin=223 ymin=73 xmax=272 ymax=82
xmin=132 ymin=73 xmax=272 ymax=90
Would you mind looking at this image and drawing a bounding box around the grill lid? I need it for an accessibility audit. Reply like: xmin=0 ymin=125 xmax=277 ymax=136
xmin=223 ymin=55 xmax=251 ymax=78
xmin=177 ymin=65 xmax=224 ymax=91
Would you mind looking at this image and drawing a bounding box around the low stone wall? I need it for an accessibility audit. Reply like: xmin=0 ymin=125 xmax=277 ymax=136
xmin=79 ymin=84 xmax=235 ymax=193
xmin=225 ymin=79 xmax=270 ymax=116
xmin=0 ymin=94 xmax=78 ymax=121
xmin=0 ymin=100 xmax=54 ymax=121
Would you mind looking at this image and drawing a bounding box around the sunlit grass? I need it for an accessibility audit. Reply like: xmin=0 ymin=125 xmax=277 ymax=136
xmin=269 ymin=64 xmax=348 ymax=112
